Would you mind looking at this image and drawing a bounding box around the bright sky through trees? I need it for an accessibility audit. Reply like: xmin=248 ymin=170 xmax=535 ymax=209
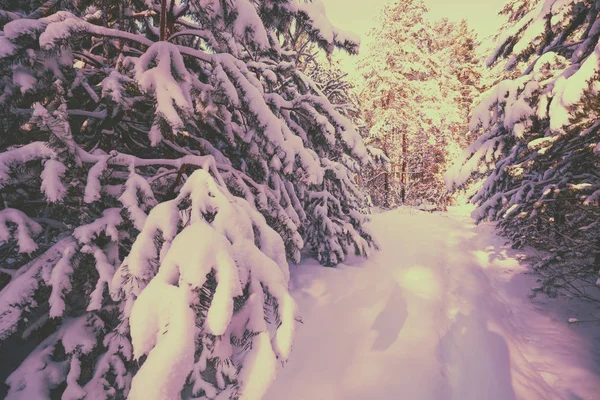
xmin=322 ymin=0 xmax=504 ymax=74
xmin=322 ymin=0 xmax=503 ymax=40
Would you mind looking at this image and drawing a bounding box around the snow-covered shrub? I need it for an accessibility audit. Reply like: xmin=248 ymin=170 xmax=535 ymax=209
xmin=0 ymin=0 xmax=375 ymax=398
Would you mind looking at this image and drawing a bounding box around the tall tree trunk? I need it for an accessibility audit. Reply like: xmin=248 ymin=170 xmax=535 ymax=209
xmin=384 ymin=171 xmax=390 ymax=209
xmin=160 ymin=0 xmax=168 ymax=41
xmin=594 ymin=238 xmax=600 ymax=272
xmin=400 ymin=132 xmax=408 ymax=204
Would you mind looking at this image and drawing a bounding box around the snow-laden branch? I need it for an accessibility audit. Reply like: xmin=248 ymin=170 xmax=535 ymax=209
xmin=0 ymin=208 xmax=43 ymax=253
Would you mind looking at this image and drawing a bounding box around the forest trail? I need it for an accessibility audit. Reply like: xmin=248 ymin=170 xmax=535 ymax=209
xmin=264 ymin=207 xmax=600 ymax=400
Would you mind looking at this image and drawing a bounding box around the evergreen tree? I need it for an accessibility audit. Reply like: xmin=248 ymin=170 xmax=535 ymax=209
xmin=447 ymin=0 xmax=600 ymax=301
xmin=300 ymin=52 xmax=389 ymax=208
xmin=434 ymin=18 xmax=484 ymax=141
xmin=310 ymin=58 xmax=390 ymax=209
xmin=358 ymin=0 xmax=477 ymax=208
xmin=0 ymin=0 xmax=375 ymax=398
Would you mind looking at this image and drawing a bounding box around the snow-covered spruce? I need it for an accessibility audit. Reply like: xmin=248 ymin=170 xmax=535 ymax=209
xmin=446 ymin=0 xmax=600 ymax=300
xmin=115 ymin=170 xmax=296 ymax=400
xmin=0 ymin=1 xmax=375 ymax=398
xmin=296 ymin=45 xmax=391 ymax=212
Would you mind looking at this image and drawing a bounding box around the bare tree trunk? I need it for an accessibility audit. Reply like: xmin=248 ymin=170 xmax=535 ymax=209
xmin=400 ymin=132 xmax=408 ymax=204
xmin=594 ymin=238 xmax=600 ymax=272
xmin=160 ymin=0 xmax=168 ymax=41
xmin=384 ymin=171 xmax=390 ymax=209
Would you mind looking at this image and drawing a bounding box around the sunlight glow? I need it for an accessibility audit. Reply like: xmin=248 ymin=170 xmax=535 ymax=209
xmin=396 ymin=266 xmax=441 ymax=300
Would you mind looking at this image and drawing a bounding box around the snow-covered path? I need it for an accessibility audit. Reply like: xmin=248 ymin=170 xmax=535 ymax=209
xmin=265 ymin=207 xmax=600 ymax=400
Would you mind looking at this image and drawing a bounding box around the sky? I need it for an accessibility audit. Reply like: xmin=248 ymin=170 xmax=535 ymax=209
xmin=322 ymin=0 xmax=505 ymax=42
xmin=321 ymin=0 xmax=506 ymax=74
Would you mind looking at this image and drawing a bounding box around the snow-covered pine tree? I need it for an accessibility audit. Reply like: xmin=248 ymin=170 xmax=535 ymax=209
xmin=289 ymin=36 xmax=388 ymax=209
xmin=304 ymin=58 xmax=361 ymax=131
xmin=358 ymin=0 xmax=468 ymax=208
xmin=431 ymin=18 xmax=486 ymax=207
xmin=0 ymin=1 xmax=375 ymax=398
xmin=446 ymin=0 xmax=600 ymax=301
xmin=434 ymin=18 xmax=484 ymax=143
xmin=307 ymin=58 xmax=390 ymax=210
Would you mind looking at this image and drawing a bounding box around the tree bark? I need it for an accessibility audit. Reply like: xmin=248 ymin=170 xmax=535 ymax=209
xmin=400 ymin=132 xmax=408 ymax=204
xmin=594 ymin=238 xmax=600 ymax=272
xmin=160 ymin=0 xmax=168 ymax=41
xmin=384 ymin=172 xmax=390 ymax=209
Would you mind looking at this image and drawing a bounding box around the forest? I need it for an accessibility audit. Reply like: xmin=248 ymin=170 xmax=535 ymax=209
xmin=0 ymin=0 xmax=598 ymax=399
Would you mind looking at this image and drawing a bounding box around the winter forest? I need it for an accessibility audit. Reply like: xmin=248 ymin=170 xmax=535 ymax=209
xmin=0 ymin=0 xmax=599 ymax=399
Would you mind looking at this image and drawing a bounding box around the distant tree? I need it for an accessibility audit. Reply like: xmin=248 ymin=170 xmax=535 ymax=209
xmin=359 ymin=0 xmax=479 ymax=208
xmin=434 ymin=19 xmax=484 ymax=140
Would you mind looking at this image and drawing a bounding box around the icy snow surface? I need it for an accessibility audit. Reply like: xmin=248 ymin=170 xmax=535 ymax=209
xmin=265 ymin=206 xmax=600 ymax=400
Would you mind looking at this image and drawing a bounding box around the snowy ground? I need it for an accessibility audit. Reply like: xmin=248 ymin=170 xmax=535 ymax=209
xmin=265 ymin=206 xmax=600 ymax=400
